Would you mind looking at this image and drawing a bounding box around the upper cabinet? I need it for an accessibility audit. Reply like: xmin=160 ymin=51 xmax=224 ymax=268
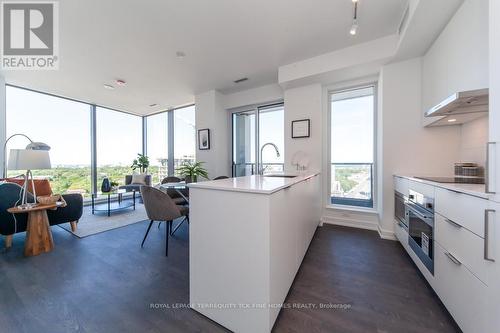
xmin=422 ymin=0 xmax=489 ymax=127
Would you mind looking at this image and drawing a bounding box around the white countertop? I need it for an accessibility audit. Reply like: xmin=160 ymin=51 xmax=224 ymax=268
xmin=188 ymin=172 xmax=320 ymax=194
xmin=395 ymin=175 xmax=489 ymax=199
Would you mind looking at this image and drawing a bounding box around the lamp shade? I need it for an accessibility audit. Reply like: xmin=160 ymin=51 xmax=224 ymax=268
xmin=8 ymin=149 xmax=51 ymax=170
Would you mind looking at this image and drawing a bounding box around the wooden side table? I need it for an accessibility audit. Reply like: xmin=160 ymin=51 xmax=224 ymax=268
xmin=7 ymin=203 xmax=60 ymax=257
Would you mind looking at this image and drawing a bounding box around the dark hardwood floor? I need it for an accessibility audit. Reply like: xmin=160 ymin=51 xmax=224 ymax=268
xmin=0 ymin=216 xmax=459 ymax=333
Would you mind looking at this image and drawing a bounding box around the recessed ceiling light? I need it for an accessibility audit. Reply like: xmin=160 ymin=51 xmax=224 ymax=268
xmin=103 ymin=84 xmax=114 ymax=90
xmin=176 ymin=51 xmax=186 ymax=59
xmin=448 ymin=118 xmax=457 ymax=123
xmin=115 ymin=79 xmax=126 ymax=86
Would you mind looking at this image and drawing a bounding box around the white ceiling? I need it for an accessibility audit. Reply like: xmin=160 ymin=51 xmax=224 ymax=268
xmin=1 ymin=0 xmax=408 ymax=115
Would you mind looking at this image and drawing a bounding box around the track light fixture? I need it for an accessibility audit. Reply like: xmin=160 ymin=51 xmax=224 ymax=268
xmin=350 ymin=0 xmax=359 ymax=35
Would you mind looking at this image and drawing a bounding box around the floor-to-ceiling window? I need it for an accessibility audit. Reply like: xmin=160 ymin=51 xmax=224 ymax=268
xmin=5 ymin=86 xmax=92 ymax=197
xmin=146 ymin=112 xmax=169 ymax=183
xmin=96 ymin=107 xmax=142 ymax=187
xmin=173 ymin=105 xmax=196 ymax=173
xmin=5 ymin=85 xmax=196 ymax=197
xmin=330 ymin=86 xmax=375 ymax=208
xmin=232 ymin=103 xmax=284 ymax=176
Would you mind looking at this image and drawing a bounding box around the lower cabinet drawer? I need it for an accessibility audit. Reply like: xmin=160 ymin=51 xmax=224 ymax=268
xmin=434 ymin=242 xmax=488 ymax=333
xmin=394 ymin=221 xmax=408 ymax=250
xmin=435 ymin=187 xmax=488 ymax=237
xmin=435 ymin=213 xmax=494 ymax=285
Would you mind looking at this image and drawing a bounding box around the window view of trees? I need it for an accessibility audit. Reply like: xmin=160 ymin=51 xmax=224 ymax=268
xmin=146 ymin=112 xmax=169 ymax=184
xmin=5 ymin=86 xmax=92 ymax=197
xmin=174 ymin=105 xmax=196 ymax=172
xmin=331 ymin=86 xmax=375 ymax=208
xmin=96 ymin=107 xmax=142 ymax=188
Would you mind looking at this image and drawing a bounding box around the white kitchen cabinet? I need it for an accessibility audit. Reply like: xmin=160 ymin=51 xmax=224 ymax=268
xmin=394 ymin=176 xmax=409 ymax=196
xmin=394 ymin=221 xmax=408 ymax=251
xmin=434 ymin=242 xmax=488 ymax=333
xmin=486 ymin=201 xmax=500 ymax=332
xmin=485 ymin=6 xmax=500 ymax=330
xmin=422 ymin=0 xmax=488 ymax=126
xmin=435 ymin=213 xmax=493 ymax=285
xmin=189 ymin=174 xmax=321 ymax=333
xmin=434 ymin=187 xmax=489 ymax=237
xmin=408 ymin=180 xmax=434 ymax=198
xmin=489 ymin=0 xmax=500 ymax=203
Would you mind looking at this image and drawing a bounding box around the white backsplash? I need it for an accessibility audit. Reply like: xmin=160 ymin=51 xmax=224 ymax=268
xmin=459 ymin=115 xmax=489 ymax=167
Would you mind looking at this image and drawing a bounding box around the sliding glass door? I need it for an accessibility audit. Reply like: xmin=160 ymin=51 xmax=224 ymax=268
xmin=258 ymin=105 xmax=284 ymax=174
xmin=232 ymin=103 xmax=284 ymax=177
xmin=232 ymin=110 xmax=256 ymax=176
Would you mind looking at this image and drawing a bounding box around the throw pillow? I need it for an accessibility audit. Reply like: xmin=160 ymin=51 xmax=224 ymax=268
xmin=3 ymin=178 xmax=53 ymax=196
xmin=131 ymin=174 xmax=147 ymax=185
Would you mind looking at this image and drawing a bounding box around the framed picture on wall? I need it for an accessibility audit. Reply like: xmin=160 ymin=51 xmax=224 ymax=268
xmin=198 ymin=128 xmax=211 ymax=150
xmin=291 ymin=119 xmax=310 ymax=138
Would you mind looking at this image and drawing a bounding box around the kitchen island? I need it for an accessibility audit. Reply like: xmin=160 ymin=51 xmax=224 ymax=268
xmin=188 ymin=173 xmax=321 ymax=333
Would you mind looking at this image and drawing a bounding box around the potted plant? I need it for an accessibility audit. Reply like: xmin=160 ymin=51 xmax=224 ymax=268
xmin=110 ymin=181 xmax=119 ymax=191
xmin=176 ymin=161 xmax=208 ymax=183
xmin=131 ymin=154 xmax=150 ymax=174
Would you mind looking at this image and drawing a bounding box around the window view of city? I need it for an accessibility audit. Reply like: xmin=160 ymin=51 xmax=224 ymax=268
xmin=5 ymin=86 xmax=196 ymax=198
xmin=330 ymin=86 xmax=375 ymax=208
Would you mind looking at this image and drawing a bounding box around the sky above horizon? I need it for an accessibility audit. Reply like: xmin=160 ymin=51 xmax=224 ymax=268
xmin=6 ymin=86 xmax=195 ymax=168
xmin=331 ymin=94 xmax=374 ymax=164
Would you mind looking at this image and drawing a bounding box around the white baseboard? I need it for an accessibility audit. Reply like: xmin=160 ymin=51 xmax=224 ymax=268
xmin=321 ymin=215 xmax=378 ymax=232
xmin=378 ymin=225 xmax=396 ymax=240
xmin=321 ymin=215 xmax=396 ymax=241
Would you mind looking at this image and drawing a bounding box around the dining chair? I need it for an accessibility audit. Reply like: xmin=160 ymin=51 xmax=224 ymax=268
xmin=159 ymin=176 xmax=186 ymax=205
xmin=140 ymin=186 xmax=189 ymax=256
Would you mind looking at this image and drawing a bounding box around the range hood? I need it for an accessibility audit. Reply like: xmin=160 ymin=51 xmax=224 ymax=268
xmin=425 ymin=88 xmax=489 ymax=117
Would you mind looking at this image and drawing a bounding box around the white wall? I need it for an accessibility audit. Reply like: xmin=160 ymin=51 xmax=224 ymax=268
xmin=279 ymin=35 xmax=398 ymax=89
xmin=195 ymin=85 xmax=284 ymax=179
xmin=283 ymin=84 xmax=323 ymax=173
xmin=459 ymin=116 xmax=488 ymax=166
xmin=223 ymin=84 xmax=283 ymax=110
xmin=194 ymin=90 xmax=230 ymax=179
xmin=0 ymin=75 xmax=5 ymax=177
xmin=378 ymin=57 xmax=461 ymax=233
xmin=422 ymin=0 xmax=489 ymax=126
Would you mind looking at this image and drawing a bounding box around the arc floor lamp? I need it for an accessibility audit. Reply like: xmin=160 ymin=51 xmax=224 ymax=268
xmin=3 ymin=134 xmax=51 ymax=208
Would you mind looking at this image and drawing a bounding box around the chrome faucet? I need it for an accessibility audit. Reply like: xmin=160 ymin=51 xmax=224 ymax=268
xmin=259 ymin=143 xmax=280 ymax=175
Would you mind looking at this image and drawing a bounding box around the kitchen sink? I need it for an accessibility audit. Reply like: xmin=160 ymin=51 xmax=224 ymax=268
xmin=263 ymin=175 xmax=298 ymax=178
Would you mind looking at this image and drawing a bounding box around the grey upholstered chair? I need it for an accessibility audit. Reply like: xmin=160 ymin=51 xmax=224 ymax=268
xmin=161 ymin=176 xmax=182 ymax=184
xmin=159 ymin=176 xmax=186 ymax=205
xmin=140 ymin=186 xmax=189 ymax=256
xmin=119 ymin=175 xmax=152 ymax=192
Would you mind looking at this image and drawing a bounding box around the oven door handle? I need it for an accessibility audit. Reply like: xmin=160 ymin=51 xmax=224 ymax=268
xmin=406 ymin=204 xmax=433 ymax=225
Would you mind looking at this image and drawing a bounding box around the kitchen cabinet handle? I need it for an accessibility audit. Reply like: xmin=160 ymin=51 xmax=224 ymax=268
xmin=445 ymin=218 xmax=462 ymax=229
xmin=484 ymin=209 xmax=495 ymax=262
xmin=486 ymin=142 xmax=496 ymax=194
xmin=445 ymin=252 xmax=462 ymax=266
